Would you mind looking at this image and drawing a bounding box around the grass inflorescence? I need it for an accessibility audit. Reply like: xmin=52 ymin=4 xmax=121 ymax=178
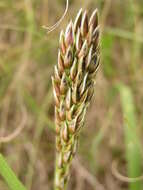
xmin=52 ymin=8 xmax=100 ymax=190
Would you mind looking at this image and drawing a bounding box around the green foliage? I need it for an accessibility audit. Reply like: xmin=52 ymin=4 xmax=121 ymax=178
xmin=119 ymin=84 xmax=143 ymax=190
xmin=0 ymin=154 xmax=27 ymax=190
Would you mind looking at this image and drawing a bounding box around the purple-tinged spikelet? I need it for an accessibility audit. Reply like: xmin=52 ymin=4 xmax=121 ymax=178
xmin=53 ymin=8 xmax=100 ymax=190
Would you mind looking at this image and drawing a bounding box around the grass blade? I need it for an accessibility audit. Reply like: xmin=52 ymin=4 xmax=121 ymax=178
xmin=119 ymin=84 xmax=143 ymax=190
xmin=0 ymin=154 xmax=27 ymax=190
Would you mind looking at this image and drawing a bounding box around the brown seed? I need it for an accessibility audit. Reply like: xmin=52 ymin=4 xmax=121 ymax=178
xmin=79 ymin=73 xmax=88 ymax=96
xmin=70 ymin=58 xmax=77 ymax=80
xmin=78 ymin=56 xmax=84 ymax=72
xmin=53 ymin=88 xmax=60 ymax=107
xmin=65 ymin=21 xmax=74 ymax=47
xmin=89 ymin=9 xmax=98 ymax=29
xmin=59 ymin=30 xmax=66 ymax=54
xmin=68 ymin=117 xmax=78 ymax=134
xmin=78 ymin=40 xmax=88 ymax=58
xmin=80 ymin=88 xmax=88 ymax=103
xmin=66 ymin=88 xmax=72 ymax=110
xmin=88 ymin=24 xmax=94 ymax=44
xmin=55 ymin=107 xmax=61 ymax=124
xmin=52 ymin=77 xmax=60 ymax=97
xmin=66 ymin=105 xmax=75 ymax=121
xmin=74 ymin=8 xmax=83 ymax=33
xmin=54 ymin=65 xmax=61 ymax=83
xmin=75 ymin=70 xmax=83 ymax=87
xmin=60 ymin=73 xmax=67 ymax=94
xmin=92 ymin=25 xmax=100 ymax=40
xmin=59 ymin=100 xmax=66 ymax=121
xmin=62 ymin=123 xmax=69 ymax=142
xmin=76 ymin=28 xmax=83 ymax=52
xmin=64 ymin=47 xmax=72 ymax=68
xmin=86 ymin=45 xmax=93 ymax=69
xmin=58 ymin=50 xmax=64 ymax=73
xmin=88 ymin=54 xmax=99 ymax=73
xmin=81 ymin=11 xmax=88 ymax=37
xmin=72 ymin=84 xmax=78 ymax=104
xmin=87 ymin=85 xmax=94 ymax=102
xmin=77 ymin=107 xmax=86 ymax=124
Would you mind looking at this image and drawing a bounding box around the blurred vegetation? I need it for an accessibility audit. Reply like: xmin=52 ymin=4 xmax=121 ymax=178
xmin=0 ymin=0 xmax=143 ymax=190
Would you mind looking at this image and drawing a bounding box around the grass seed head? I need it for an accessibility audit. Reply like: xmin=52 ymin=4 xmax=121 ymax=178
xmin=53 ymin=8 xmax=100 ymax=190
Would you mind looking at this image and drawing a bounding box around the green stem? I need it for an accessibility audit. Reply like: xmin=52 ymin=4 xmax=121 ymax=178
xmin=54 ymin=149 xmax=69 ymax=190
xmin=54 ymin=136 xmax=76 ymax=190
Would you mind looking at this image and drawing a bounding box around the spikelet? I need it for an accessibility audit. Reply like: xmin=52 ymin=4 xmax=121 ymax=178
xmin=53 ymin=8 xmax=100 ymax=190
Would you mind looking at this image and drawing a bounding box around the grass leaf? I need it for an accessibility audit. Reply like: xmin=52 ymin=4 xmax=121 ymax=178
xmin=0 ymin=154 xmax=27 ymax=190
xmin=119 ymin=84 xmax=143 ymax=190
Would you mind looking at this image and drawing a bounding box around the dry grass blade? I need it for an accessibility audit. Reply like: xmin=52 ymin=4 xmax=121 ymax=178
xmin=42 ymin=0 xmax=69 ymax=34
xmin=0 ymin=104 xmax=27 ymax=143
xmin=112 ymin=159 xmax=143 ymax=183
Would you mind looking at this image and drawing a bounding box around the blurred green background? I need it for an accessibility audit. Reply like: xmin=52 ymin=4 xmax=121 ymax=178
xmin=0 ymin=0 xmax=143 ymax=190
